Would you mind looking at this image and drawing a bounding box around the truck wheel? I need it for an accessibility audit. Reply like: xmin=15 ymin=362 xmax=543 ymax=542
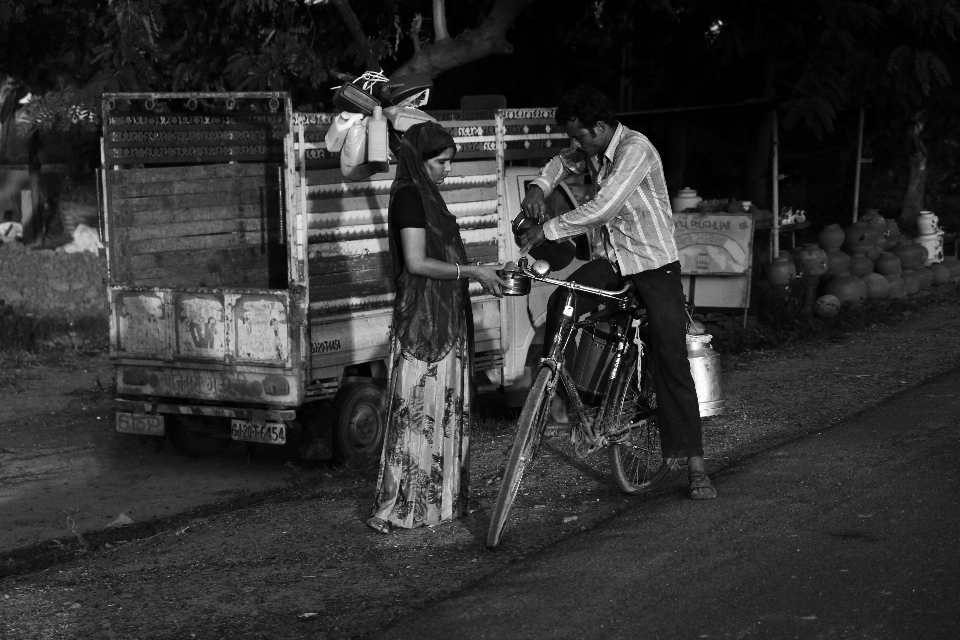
xmin=168 ymin=415 xmax=231 ymax=458
xmin=333 ymin=381 xmax=386 ymax=461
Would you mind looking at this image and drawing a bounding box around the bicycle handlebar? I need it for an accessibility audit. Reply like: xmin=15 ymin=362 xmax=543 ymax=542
xmin=514 ymin=262 xmax=632 ymax=302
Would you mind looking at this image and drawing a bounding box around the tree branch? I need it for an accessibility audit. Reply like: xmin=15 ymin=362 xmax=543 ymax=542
xmin=330 ymin=0 xmax=380 ymax=71
xmin=433 ymin=0 xmax=450 ymax=41
xmin=394 ymin=0 xmax=537 ymax=78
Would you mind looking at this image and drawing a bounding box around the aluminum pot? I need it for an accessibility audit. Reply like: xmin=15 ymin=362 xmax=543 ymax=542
xmin=498 ymin=270 xmax=531 ymax=296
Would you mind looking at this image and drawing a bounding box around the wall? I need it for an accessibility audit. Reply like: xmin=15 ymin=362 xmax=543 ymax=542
xmin=0 ymin=241 xmax=107 ymax=318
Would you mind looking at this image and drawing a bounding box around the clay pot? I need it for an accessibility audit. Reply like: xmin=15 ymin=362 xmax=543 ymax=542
xmin=848 ymin=253 xmax=874 ymax=277
xmin=825 ymin=249 xmax=851 ymax=277
xmin=817 ymin=224 xmax=845 ymax=251
xmin=916 ymin=266 xmax=934 ymax=290
xmin=941 ymin=256 xmax=960 ymax=282
xmin=929 ymin=262 xmax=952 ymax=285
xmin=860 ymin=209 xmax=887 ymax=239
xmin=891 ymin=240 xmax=926 ymax=270
xmin=844 ymin=220 xmax=879 ymax=254
xmin=824 ymin=273 xmax=867 ymax=306
xmin=901 ymin=268 xmax=921 ymax=294
xmin=766 ymin=255 xmax=797 ymax=287
xmin=885 ymin=274 xmax=907 ymax=299
xmin=874 ymin=252 xmax=902 ymax=277
xmin=793 ymin=243 xmax=828 ymax=277
xmin=885 ymin=218 xmax=900 ymax=239
xmin=861 ymin=272 xmax=891 ymax=300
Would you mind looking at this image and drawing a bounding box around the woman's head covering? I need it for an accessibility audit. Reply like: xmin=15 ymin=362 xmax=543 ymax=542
xmin=389 ymin=121 xmax=469 ymax=362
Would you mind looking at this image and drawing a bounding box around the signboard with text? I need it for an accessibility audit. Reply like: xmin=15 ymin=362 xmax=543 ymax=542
xmin=675 ymin=213 xmax=754 ymax=275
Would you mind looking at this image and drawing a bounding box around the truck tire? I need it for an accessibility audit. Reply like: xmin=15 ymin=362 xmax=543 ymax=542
xmin=333 ymin=380 xmax=386 ymax=461
xmin=167 ymin=415 xmax=231 ymax=458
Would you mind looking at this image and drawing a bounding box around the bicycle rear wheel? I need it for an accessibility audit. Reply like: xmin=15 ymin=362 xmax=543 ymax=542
xmin=486 ymin=366 xmax=553 ymax=548
xmin=608 ymin=350 xmax=671 ymax=494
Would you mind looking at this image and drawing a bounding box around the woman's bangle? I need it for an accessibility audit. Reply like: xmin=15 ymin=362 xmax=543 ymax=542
xmin=455 ymin=263 xmax=461 ymax=280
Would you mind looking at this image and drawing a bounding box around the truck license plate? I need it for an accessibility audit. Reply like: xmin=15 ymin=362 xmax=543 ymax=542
xmin=231 ymin=419 xmax=286 ymax=445
xmin=116 ymin=412 xmax=165 ymax=436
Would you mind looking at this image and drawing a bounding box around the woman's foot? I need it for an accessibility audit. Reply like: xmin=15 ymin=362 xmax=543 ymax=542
xmin=366 ymin=517 xmax=391 ymax=534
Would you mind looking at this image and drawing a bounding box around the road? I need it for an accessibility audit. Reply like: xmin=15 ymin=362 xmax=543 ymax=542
xmin=377 ymin=367 xmax=960 ymax=640
xmin=0 ymin=355 xmax=299 ymax=553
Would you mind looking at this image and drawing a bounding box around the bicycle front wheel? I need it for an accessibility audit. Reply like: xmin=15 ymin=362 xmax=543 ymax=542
xmin=486 ymin=366 xmax=553 ymax=549
xmin=608 ymin=351 xmax=671 ymax=494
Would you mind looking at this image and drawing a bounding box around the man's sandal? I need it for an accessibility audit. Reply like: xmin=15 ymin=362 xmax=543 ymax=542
xmin=366 ymin=517 xmax=391 ymax=534
xmin=688 ymin=472 xmax=717 ymax=500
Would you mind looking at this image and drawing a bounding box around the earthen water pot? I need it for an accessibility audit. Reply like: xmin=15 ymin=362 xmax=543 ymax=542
xmin=861 ymin=272 xmax=891 ymax=300
xmin=874 ymin=252 xmax=902 ymax=277
xmin=825 ymin=249 xmax=851 ymax=277
xmin=817 ymin=224 xmax=845 ymax=251
xmin=860 ymin=209 xmax=887 ymax=240
xmin=891 ymin=240 xmax=926 ymax=271
xmin=824 ymin=273 xmax=867 ymax=306
xmin=941 ymin=256 xmax=960 ymax=282
xmin=848 ymin=253 xmax=874 ymax=277
xmin=915 ymin=266 xmax=934 ymax=290
xmin=766 ymin=255 xmax=796 ymax=287
xmin=929 ymin=262 xmax=951 ymax=285
xmin=901 ymin=268 xmax=921 ymax=294
xmin=844 ymin=220 xmax=879 ymax=255
xmin=885 ymin=274 xmax=907 ymax=299
xmin=793 ymin=243 xmax=828 ymax=277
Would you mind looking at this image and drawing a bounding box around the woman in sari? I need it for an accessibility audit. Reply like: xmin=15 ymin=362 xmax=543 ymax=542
xmin=368 ymin=121 xmax=505 ymax=534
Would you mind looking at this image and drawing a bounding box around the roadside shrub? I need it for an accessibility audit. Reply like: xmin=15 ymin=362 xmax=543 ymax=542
xmin=0 ymin=302 xmax=107 ymax=353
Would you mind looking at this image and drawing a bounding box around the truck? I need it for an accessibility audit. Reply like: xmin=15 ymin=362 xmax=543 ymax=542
xmin=100 ymin=92 xmax=588 ymax=460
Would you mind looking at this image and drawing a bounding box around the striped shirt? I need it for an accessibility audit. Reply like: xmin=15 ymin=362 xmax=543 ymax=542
xmin=535 ymin=123 xmax=679 ymax=276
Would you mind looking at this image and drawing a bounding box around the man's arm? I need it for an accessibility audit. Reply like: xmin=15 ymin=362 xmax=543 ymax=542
xmin=529 ymin=146 xmax=589 ymax=199
xmin=543 ymin=138 xmax=654 ymax=242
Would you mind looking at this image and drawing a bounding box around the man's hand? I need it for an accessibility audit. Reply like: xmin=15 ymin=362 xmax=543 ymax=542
xmin=519 ymin=222 xmax=546 ymax=254
xmin=520 ymin=185 xmax=548 ymax=222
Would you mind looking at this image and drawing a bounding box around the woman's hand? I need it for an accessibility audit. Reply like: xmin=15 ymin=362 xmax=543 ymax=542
xmin=464 ymin=263 xmax=507 ymax=298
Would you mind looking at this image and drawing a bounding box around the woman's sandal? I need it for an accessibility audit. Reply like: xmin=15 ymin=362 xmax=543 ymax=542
xmin=366 ymin=517 xmax=392 ymax=534
xmin=688 ymin=471 xmax=718 ymax=500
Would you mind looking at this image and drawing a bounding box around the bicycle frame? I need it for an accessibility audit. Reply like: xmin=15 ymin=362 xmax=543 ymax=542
xmin=534 ymin=282 xmax=646 ymax=456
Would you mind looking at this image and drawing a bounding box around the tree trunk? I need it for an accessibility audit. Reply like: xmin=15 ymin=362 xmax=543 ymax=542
xmin=899 ymin=110 xmax=927 ymax=233
xmin=0 ymin=76 xmax=19 ymax=164
xmin=392 ymin=0 xmax=537 ymax=78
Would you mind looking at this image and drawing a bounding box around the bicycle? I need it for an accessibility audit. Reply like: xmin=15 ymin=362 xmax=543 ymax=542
xmin=487 ymin=258 xmax=674 ymax=549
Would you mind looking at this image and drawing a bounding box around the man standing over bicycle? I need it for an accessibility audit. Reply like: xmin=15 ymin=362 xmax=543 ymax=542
xmin=517 ymin=85 xmax=717 ymax=500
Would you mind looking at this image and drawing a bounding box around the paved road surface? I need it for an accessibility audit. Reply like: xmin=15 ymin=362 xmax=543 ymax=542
xmin=378 ymin=368 xmax=960 ymax=640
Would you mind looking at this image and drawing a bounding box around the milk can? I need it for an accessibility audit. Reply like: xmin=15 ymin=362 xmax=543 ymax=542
xmin=687 ymin=334 xmax=725 ymax=417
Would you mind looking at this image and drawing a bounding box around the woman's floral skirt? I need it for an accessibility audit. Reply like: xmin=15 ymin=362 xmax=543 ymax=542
xmin=371 ymin=331 xmax=471 ymax=528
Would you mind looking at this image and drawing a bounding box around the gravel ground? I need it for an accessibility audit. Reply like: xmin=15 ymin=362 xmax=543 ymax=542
xmin=2 ymin=283 xmax=960 ymax=640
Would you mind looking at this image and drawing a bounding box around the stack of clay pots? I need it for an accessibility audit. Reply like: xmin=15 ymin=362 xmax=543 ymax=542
xmin=768 ymin=210 xmax=957 ymax=304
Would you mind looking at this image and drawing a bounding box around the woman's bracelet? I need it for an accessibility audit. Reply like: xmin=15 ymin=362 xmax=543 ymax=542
xmin=455 ymin=263 xmax=460 ymax=280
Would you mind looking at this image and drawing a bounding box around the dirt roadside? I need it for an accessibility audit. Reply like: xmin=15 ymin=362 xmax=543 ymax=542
xmin=2 ymin=284 xmax=960 ymax=640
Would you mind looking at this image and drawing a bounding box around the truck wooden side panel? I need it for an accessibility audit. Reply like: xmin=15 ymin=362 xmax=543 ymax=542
xmin=101 ymin=93 xmax=305 ymax=408
xmin=291 ymin=112 xmax=512 ymax=398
